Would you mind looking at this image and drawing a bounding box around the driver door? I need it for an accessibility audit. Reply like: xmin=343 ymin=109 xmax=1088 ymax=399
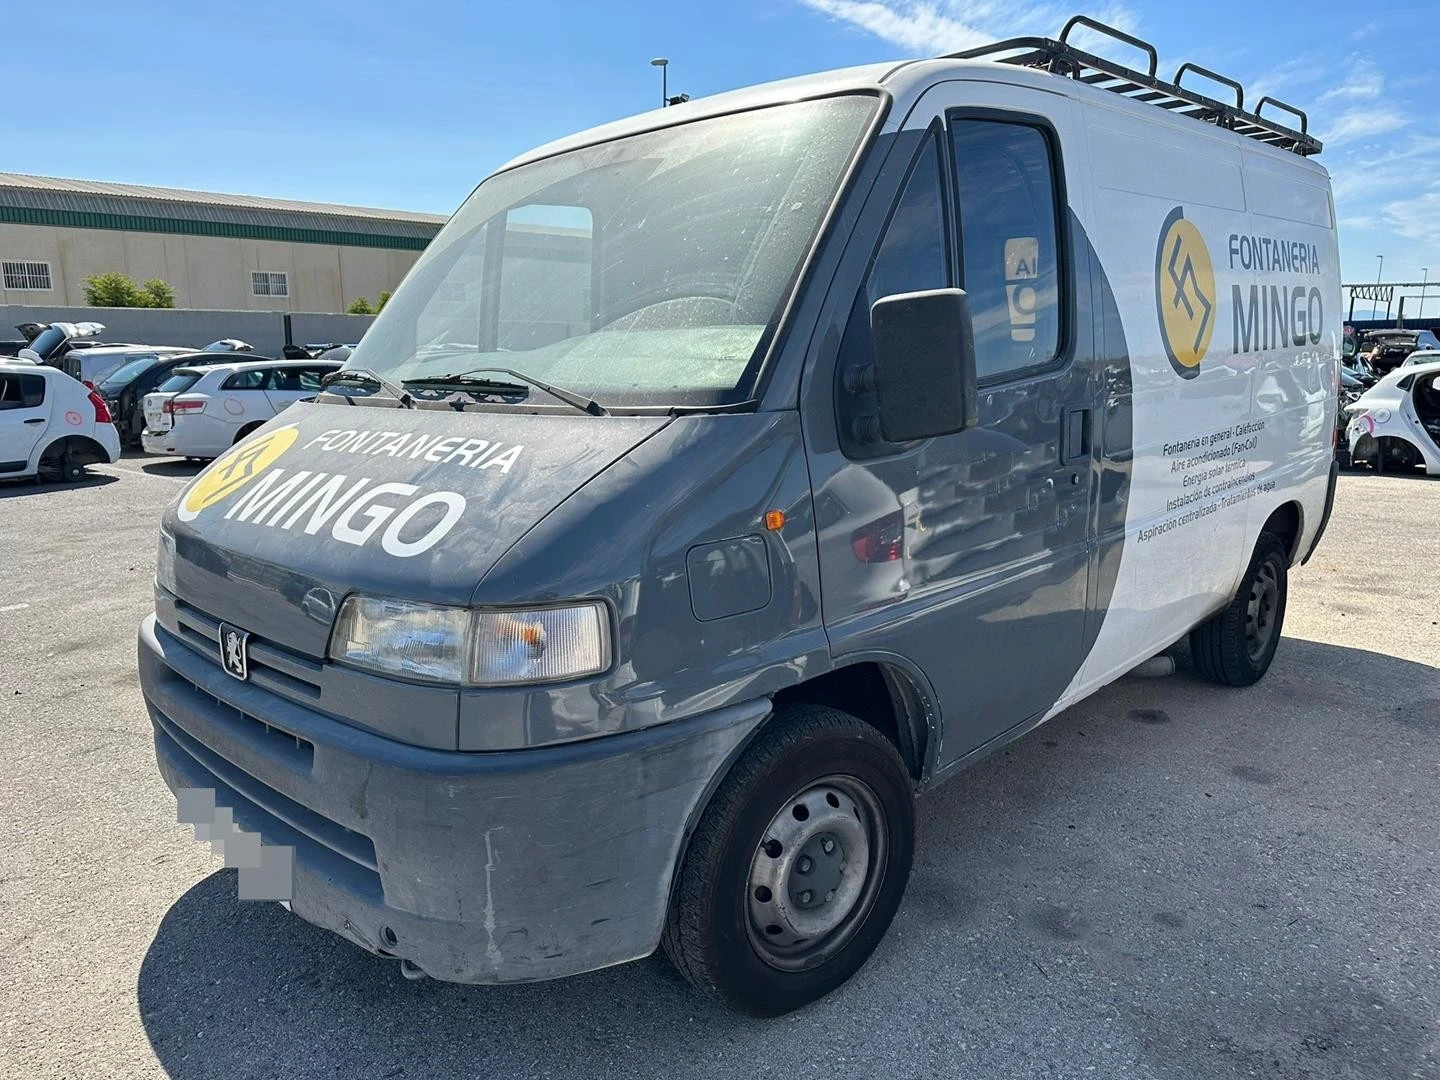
xmin=806 ymin=80 xmax=1099 ymax=769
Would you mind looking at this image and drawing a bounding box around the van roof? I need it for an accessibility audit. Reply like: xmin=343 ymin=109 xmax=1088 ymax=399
xmin=498 ymin=19 xmax=1323 ymax=176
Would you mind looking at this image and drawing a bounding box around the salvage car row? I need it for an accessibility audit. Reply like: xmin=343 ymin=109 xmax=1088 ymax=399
xmin=0 ymin=320 xmax=351 ymax=482
xmin=1336 ymin=329 xmax=1440 ymax=475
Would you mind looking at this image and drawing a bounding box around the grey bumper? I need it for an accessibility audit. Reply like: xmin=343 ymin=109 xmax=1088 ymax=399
xmin=139 ymin=613 xmax=767 ymax=984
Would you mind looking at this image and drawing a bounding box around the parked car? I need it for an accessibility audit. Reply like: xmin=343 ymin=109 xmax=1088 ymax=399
xmin=1355 ymin=329 xmax=1440 ymax=376
xmin=57 ymin=344 xmax=196 ymax=389
xmin=1400 ymin=348 xmax=1440 ymax=369
xmin=0 ymin=360 xmax=121 ymax=482
xmin=140 ymin=359 xmax=341 ymax=460
xmin=0 ymin=322 xmax=46 ymax=357
xmin=1343 ymin=359 xmax=1440 ymax=474
xmin=8 ymin=320 xmax=108 ymax=367
xmin=99 ymin=352 xmax=275 ymax=448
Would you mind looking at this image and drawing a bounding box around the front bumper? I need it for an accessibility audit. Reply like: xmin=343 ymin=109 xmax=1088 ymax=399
xmin=139 ymin=613 xmax=767 ymax=984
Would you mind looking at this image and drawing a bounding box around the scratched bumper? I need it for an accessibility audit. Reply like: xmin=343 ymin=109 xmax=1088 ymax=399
xmin=139 ymin=613 xmax=767 ymax=984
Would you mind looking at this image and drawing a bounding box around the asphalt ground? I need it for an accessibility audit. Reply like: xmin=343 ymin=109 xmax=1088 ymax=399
xmin=1 ymin=455 xmax=1436 ymax=1080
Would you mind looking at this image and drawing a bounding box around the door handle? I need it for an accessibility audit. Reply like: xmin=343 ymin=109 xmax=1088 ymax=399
xmin=1060 ymin=408 xmax=1092 ymax=465
xmin=23 ymin=417 xmax=44 ymax=425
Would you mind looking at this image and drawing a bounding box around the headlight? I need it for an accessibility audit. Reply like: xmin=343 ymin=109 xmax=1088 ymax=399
xmin=330 ymin=597 xmax=472 ymax=683
xmin=156 ymin=529 xmax=177 ymax=594
xmin=328 ymin=596 xmax=610 ymax=687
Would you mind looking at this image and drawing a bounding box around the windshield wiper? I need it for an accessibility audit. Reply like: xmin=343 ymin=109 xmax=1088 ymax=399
xmin=402 ymin=368 xmax=609 ymax=416
xmin=321 ymin=367 xmax=414 ymax=408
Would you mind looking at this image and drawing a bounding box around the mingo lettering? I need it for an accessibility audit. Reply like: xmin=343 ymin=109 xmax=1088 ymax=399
xmin=222 ymin=468 xmax=466 ymax=558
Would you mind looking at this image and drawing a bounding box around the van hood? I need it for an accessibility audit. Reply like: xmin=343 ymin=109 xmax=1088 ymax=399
xmin=163 ymin=402 xmax=670 ymax=657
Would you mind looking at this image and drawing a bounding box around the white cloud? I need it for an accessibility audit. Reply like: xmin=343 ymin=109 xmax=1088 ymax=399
xmin=1319 ymin=107 xmax=1407 ymax=146
xmin=1320 ymin=61 xmax=1383 ymax=103
xmin=1381 ymin=189 xmax=1440 ymax=249
xmin=796 ymin=0 xmax=1139 ymax=56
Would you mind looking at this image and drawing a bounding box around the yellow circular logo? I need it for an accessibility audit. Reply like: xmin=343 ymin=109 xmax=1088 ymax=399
xmin=1155 ymin=207 xmax=1216 ymax=380
xmin=176 ymin=424 xmax=299 ymax=521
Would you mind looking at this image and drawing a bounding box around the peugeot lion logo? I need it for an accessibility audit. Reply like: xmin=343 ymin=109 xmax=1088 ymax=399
xmin=1154 ymin=206 xmax=1216 ymax=380
xmin=219 ymin=622 xmax=250 ymax=681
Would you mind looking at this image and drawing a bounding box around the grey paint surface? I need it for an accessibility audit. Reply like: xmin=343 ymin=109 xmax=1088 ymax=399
xmin=142 ymin=615 xmax=769 ymax=982
xmin=797 ymin=104 xmax=1132 ymax=771
xmin=2 ymin=459 xmax=1436 ymax=1079
xmin=0 ymin=304 xmax=375 ymax=356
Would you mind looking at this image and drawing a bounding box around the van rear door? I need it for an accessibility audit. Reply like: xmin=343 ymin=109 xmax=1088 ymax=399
xmin=806 ymin=79 xmax=1098 ymax=766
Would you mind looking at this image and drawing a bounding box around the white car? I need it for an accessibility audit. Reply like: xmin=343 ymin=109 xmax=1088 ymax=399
xmin=140 ymin=359 xmax=341 ymax=460
xmin=0 ymin=361 xmax=121 ymax=482
xmin=59 ymin=344 xmax=196 ymax=389
xmin=1343 ymin=359 xmax=1440 ymax=475
xmin=1400 ymin=348 xmax=1440 ymax=368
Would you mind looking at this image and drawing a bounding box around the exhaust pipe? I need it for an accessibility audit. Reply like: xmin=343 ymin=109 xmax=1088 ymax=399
xmin=399 ymin=959 xmax=428 ymax=981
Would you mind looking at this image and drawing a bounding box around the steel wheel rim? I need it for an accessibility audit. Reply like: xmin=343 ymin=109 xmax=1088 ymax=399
xmin=1245 ymin=562 xmax=1280 ymax=662
xmin=745 ymin=774 xmax=888 ymax=972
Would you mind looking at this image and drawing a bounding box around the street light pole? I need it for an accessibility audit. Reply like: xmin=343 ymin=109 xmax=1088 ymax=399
xmin=1376 ymin=255 xmax=1386 ymax=320
xmin=1420 ymin=267 xmax=1429 ymax=322
xmin=651 ymin=57 xmax=668 ymax=108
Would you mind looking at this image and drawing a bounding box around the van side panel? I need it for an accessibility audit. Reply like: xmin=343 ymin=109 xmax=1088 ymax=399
xmin=1238 ymin=148 xmax=1341 ymax=562
xmin=1049 ymin=104 xmax=1337 ymax=711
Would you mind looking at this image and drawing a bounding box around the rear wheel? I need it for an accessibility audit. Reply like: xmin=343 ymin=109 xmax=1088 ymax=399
xmin=234 ymin=422 xmax=264 ymax=444
xmin=1377 ymin=437 xmax=1420 ymax=473
xmin=662 ymin=705 xmax=914 ymax=1017
xmin=1189 ymin=532 xmax=1288 ymax=687
xmin=39 ymin=444 xmax=87 ymax=484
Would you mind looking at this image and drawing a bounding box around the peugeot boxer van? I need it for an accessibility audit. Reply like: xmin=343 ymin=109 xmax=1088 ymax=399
xmin=139 ymin=17 xmax=1341 ymax=1017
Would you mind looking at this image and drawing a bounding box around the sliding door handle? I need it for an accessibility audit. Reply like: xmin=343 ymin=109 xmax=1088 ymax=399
xmin=1061 ymin=408 xmax=1092 ymax=465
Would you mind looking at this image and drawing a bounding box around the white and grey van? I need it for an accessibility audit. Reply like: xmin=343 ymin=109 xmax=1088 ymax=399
xmin=139 ymin=17 xmax=1341 ymax=1017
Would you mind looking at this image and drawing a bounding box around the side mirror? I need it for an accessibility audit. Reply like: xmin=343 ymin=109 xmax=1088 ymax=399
xmin=869 ymin=288 xmax=979 ymax=443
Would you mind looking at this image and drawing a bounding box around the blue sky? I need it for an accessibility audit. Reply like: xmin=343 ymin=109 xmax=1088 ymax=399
xmin=6 ymin=0 xmax=1437 ymax=301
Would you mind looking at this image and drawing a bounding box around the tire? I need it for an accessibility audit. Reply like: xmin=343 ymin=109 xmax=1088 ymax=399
xmin=661 ymin=704 xmax=915 ymax=1017
xmin=1189 ymin=531 xmax=1288 ymax=687
xmin=40 ymin=447 xmax=86 ymax=484
xmin=1379 ymin=437 xmax=1420 ymax=473
xmin=234 ymin=422 xmax=264 ymax=444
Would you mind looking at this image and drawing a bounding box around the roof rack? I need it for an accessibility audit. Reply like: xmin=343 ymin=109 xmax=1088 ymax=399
xmin=944 ymin=15 xmax=1322 ymax=157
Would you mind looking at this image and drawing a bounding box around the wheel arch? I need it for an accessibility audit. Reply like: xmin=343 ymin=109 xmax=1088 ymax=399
xmin=770 ymin=658 xmax=937 ymax=787
xmin=662 ymin=657 xmax=938 ymax=942
xmin=39 ymin=434 xmax=108 ymax=468
xmin=1259 ymin=500 xmax=1304 ymax=565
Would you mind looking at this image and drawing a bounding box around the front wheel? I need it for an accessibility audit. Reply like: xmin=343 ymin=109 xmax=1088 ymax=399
xmin=662 ymin=704 xmax=914 ymax=1017
xmin=1189 ymin=531 xmax=1288 ymax=686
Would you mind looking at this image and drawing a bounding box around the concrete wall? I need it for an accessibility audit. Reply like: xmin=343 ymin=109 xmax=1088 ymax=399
xmin=0 ymin=222 xmax=421 ymax=312
xmin=0 ymin=304 xmax=376 ymax=358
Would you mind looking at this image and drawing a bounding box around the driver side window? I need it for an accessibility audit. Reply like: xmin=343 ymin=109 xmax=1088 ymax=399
xmin=835 ymin=131 xmax=950 ymax=459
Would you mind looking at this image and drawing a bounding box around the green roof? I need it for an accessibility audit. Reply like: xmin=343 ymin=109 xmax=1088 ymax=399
xmin=0 ymin=172 xmax=448 ymax=251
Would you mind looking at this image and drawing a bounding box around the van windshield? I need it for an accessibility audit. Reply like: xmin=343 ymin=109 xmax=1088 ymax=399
xmin=344 ymin=94 xmax=878 ymax=408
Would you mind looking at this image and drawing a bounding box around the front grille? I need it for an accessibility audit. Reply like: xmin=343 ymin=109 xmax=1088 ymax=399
xmin=171 ymin=598 xmax=323 ymax=702
xmin=153 ymin=699 xmax=380 ymax=884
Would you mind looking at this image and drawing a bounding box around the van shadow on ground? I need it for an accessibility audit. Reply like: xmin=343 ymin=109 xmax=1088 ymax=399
xmin=119 ymin=449 xmax=205 ymax=479
xmin=137 ymin=638 xmax=1438 ymax=1080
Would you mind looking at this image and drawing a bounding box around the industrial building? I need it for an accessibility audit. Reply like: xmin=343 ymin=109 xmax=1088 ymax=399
xmin=0 ymin=172 xmax=447 ymax=313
